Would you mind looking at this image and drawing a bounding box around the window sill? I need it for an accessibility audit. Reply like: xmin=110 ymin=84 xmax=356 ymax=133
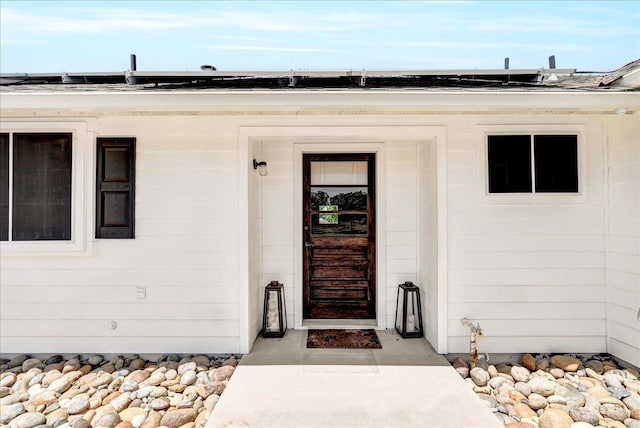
xmin=479 ymin=192 xmax=587 ymax=205
xmin=0 ymin=240 xmax=93 ymax=257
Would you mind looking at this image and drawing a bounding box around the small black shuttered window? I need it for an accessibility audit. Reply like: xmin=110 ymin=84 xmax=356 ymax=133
xmin=488 ymin=134 xmax=578 ymax=194
xmin=96 ymin=138 xmax=135 ymax=239
xmin=0 ymin=132 xmax=72 ymax=241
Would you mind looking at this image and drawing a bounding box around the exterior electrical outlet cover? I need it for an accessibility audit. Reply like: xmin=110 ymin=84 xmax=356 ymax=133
xmin=136 ymin=286 xmax=146 ymax=299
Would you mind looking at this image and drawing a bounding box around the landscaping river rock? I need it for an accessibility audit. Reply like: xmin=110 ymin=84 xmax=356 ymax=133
xmin=454 ymin=353 xmax=640 ymax=428
xmin=0 ymin=354 xmax=239 ymax=428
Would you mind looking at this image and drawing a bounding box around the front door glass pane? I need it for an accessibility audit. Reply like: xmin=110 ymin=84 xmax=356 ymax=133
xmin=311 ymin=213 xmax=368 ymax=235
xmin=310 ymin=187 xmax=368 ymax=211
xmin=310 ymin=161 xmax=369 ymax=236
xmin=310 ymin=161 xmax=367 ymax=185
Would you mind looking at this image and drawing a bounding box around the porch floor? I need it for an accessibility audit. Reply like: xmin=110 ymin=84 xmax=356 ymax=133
xmin=205 ymin=329 xmax=502 ymax=428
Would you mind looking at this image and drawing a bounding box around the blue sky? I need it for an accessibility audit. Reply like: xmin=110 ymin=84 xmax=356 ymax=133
xmin=1 ymin=1 xmax=639 ymax=73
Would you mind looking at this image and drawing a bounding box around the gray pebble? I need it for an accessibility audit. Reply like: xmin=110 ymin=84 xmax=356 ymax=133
xmin=22 ymin=359 xmax=43 ymax=372
xmin=87 ymin=355 xmax=103 ymax=366
xmin=608 ymin=386 xmax=630 ymax=399
xmin=44 ymin=356 xmax=63 ymax=365
xmin=8 ymin=355 xmax=30 ymax=369
xmin=564 ymin=391 xmax=586 ymax=407
xmin=599 ymin=403 xmax=629 ymax=421
xmin=568 ymin=406 xmax=599 ymax=425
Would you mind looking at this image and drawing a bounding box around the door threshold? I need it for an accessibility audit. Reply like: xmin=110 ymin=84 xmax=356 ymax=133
xmin=300 ymin=319 xmax=379 ymax=330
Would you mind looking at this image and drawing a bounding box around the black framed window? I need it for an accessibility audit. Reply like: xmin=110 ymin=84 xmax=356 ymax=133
xmin=534 ymin=135 xmax=579 ymax=192
xmin=96 ymin=138 xmax=135 ymax=239
xmin=0 ymin=133 xmax=72 ymax=241
xmin=488 ymin=134 xmax=579 ymax=194
xmin=488 ymin=135 xmax=532 ymax=193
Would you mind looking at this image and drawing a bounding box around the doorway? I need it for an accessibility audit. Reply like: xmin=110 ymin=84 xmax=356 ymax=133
xmin=302 ymin=153 xmax=376 ymax=319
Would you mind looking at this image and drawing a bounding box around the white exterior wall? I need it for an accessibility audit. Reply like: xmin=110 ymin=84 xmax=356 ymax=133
xmin=260 ymin=140 xmax=296 ymax=328
xmin=384 ymin=141 xmax=419 ymax=328
xmin=446 ymin=116 xmax=609 ymax=354
xmin=1 ymin=116 xmax=244 ymax=353
xmin=247 ymin=141 xmax=263 ymax=347
xmin=417 ymin=140 xmax=440 ymax=346
xmin=606 ymin=115 xmax=640 ymax=367
xmin=1 ymin=90 xmax=638 ymax=357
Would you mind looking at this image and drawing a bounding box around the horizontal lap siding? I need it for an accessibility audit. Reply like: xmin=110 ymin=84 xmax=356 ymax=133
xmin=417 ymin=141 xmax=438 ymax=346
xmin=260 ymin=142 xmax=295 ymax=327
xmin=1 ymin=303 xmax=237 ymax=320
xmin=0 ymin=320 xmax=239 ymax=337
xmin=0 ymin=285 xmax=238 ymax=303
xmin=606 ymin=116 xmax=640 ymax=367
xmin=0 ymin=337 xmax=239 ymax=354
xmin=385 ymin=143 xmax=418 ymax=328
xmin=248 ymin=141 xmax=263 ymax=347
xmin=447 ymin=118 xmax=607 ymax=354
xmin=0 ymin=116 xmax=242 ymax=354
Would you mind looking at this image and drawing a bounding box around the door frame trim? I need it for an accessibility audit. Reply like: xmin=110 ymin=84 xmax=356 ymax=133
xmin=295 ymin=143 xmax=386 ymax=329
xmin=302 ymin=152 xmax=378 ymax=320
xmin=239 ymin=125 xmax=448 ymax=354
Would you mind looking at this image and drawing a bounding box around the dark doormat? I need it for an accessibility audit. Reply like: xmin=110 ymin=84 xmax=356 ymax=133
xmin=306 ymin=329 xmax=382 ymax=349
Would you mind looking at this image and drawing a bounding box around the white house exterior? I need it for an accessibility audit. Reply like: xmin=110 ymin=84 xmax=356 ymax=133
xmin=1 ymin=66 xmax=638 ymax=367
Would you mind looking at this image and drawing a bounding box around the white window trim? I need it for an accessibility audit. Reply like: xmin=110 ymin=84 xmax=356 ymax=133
xmin=477 ymin=124 xmax=587 ymax=204
xmin=0 ymin=121 xmax=93 ymax=255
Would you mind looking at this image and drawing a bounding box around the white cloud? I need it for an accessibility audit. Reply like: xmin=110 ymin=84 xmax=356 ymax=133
xmin=1 ymin=7 xmax=187 ymax=34
xmin=205 ymin=44 xmax=337 ymax=53
xmin=0 ymin=5 xmax=470 ymax=37
xmin=471 ymin=16 xmax=637 ymax=38
xmin=377 ymin=40 xmax=589 ymax=53
xmin=0 ymin=7 xmax=355 ymax=35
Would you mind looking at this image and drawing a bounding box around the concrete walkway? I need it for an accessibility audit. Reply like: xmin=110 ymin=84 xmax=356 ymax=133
xmin=206 ymin=330 xmax=502 ymax=428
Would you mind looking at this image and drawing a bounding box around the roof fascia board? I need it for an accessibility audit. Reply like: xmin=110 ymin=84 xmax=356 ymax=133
xmin=127 ymin=69 xmax=575 ymax=77
xmin=1 ymin=91 xmax=638 ymax=113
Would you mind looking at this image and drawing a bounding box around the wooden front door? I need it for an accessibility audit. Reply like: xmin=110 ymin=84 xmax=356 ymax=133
xmin=303 ymin=153 xmax=376 ymax=319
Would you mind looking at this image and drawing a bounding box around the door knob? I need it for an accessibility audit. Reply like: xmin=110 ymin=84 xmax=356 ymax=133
xmin=304 ymin=241 xmax=314 ymax=248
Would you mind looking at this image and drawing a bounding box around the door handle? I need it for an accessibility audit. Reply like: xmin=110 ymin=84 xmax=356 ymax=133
xmin=304 ymin=241 xmax=314 ymax=248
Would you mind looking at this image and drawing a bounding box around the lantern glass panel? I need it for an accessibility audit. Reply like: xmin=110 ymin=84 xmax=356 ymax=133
xmin=265 ymin=290 xmax=280 ymax=332
xmin=395 ymin=288 xmax=405 ymax=331
xmin=279 ymin=291 xmax=287 ymax=330
xmin=406 ymin=292 xmax=417 ymax=333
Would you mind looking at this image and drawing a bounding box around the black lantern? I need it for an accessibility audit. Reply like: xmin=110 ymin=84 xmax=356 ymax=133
xmin=261 ymin=281 xmax=287 ymax=338
xmin=395 ymin=281 xmax=424 ymax=338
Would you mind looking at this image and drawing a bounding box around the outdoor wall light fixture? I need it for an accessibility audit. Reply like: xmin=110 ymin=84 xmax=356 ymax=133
xmin=253 ymin=159 xmax=268 ymax=176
